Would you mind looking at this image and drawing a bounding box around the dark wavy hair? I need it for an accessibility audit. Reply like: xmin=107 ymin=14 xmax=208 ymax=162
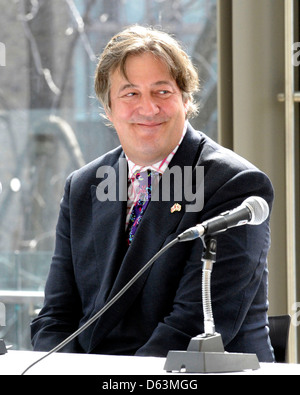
xmin=94 ymin=25 xmax=200 ymax=119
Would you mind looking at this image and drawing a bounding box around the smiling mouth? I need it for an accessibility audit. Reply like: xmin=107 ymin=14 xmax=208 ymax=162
xmin=136 ymin=122 xmax=164 ymax=128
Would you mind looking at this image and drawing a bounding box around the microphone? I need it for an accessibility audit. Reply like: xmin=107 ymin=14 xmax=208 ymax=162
xmin=178 ymin=196 xmax=269 ymax=242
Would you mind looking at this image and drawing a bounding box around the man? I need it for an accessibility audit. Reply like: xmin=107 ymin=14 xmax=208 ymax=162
xmin=31 ymin=25 xmax=275 ymax=362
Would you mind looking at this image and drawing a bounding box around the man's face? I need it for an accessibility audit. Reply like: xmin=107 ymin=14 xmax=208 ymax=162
xmin=106 ymin=52 xmax=188 ymax=166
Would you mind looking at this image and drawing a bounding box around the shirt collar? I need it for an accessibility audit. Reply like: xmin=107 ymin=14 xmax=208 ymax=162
xmin=126 ymin=121 xmax=187 ymax=180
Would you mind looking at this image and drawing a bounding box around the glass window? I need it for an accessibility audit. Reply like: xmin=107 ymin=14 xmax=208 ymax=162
xmin=0 ymin=0 xmax=217 ymax=350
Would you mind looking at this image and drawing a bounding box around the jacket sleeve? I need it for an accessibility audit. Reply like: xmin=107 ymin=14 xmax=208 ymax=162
xmin=31 ymin=173 xmax=83 ymax=353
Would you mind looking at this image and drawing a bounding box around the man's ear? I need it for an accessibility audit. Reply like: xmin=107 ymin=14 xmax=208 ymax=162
xmin=105 ymin=107 xmax=112 ymax=122
xmin=183 ymin=99 xmax=189 ymax=118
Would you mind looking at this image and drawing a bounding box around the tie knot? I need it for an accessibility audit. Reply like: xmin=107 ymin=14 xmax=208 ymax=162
xmin=134 ymin=170 xmax=149 ymax=183
xmin=132 ymin=170 xmax=151 ymax=200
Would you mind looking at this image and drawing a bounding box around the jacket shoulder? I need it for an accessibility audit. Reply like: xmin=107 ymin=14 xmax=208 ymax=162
xmin=68 ymin=145 xmax=124 ymax=187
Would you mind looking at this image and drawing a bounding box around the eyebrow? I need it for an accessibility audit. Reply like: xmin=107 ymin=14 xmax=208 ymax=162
xmin=118 ymin=83 xmax=137 ymax=95
xmin=118 ymin=80 xmax=174 ymax=95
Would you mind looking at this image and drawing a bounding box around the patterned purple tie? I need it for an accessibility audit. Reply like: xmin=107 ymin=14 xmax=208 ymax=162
xmin=127 ymin=170 xmax=152 ymax=245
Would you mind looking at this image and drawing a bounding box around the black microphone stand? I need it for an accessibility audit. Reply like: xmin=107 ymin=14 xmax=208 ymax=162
xmin=164 ymin=235 xmax=260 ymax=373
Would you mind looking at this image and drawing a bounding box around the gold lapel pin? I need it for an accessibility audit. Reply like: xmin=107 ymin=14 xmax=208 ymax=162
xmin=170 ymin=203 xmax=182 ymax=213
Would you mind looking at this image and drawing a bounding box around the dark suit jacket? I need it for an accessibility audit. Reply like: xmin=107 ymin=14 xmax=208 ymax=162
xmin=31 ymin=123 xmax=275 ymax=362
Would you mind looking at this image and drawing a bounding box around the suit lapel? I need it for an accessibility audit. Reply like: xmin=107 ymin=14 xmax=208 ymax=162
xmin=87 ymin=124 xmax=203 ymax=352
xmin=90 ymin=155 xmax=128 ymax=306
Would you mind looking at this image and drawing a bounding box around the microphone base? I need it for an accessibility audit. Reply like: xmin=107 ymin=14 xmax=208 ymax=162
xmin=164 ymin=333 xmax=260 ymax=373
xmin=0 ymin=339 xmax=7 ymax=355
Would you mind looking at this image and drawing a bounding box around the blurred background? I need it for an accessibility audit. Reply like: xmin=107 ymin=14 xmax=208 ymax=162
xmin=0 ymin=0 xmax=299 ymax=363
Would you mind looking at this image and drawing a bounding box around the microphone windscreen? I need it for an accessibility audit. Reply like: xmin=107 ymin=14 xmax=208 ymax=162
xmin=244 ymin=196 xmax=269 ymax=225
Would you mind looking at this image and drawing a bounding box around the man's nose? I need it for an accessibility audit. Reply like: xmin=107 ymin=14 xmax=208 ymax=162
xmin=138 ymin=95 xmax=160 ymax=116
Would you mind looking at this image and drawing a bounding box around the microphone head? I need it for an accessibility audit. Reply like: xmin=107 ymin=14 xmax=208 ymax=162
xmin=243 ymin=196 xmax=269 ymax=225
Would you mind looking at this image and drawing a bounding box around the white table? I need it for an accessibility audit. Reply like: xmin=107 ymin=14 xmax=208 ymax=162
xmin=1 ymin=350 xmax=300 ymax=376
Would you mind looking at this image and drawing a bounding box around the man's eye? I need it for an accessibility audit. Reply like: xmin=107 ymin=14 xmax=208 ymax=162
xmin=157 ymin=90 xmax=172 ymax=96
xmin=125 ymin=92 xmax=137 ymax=97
